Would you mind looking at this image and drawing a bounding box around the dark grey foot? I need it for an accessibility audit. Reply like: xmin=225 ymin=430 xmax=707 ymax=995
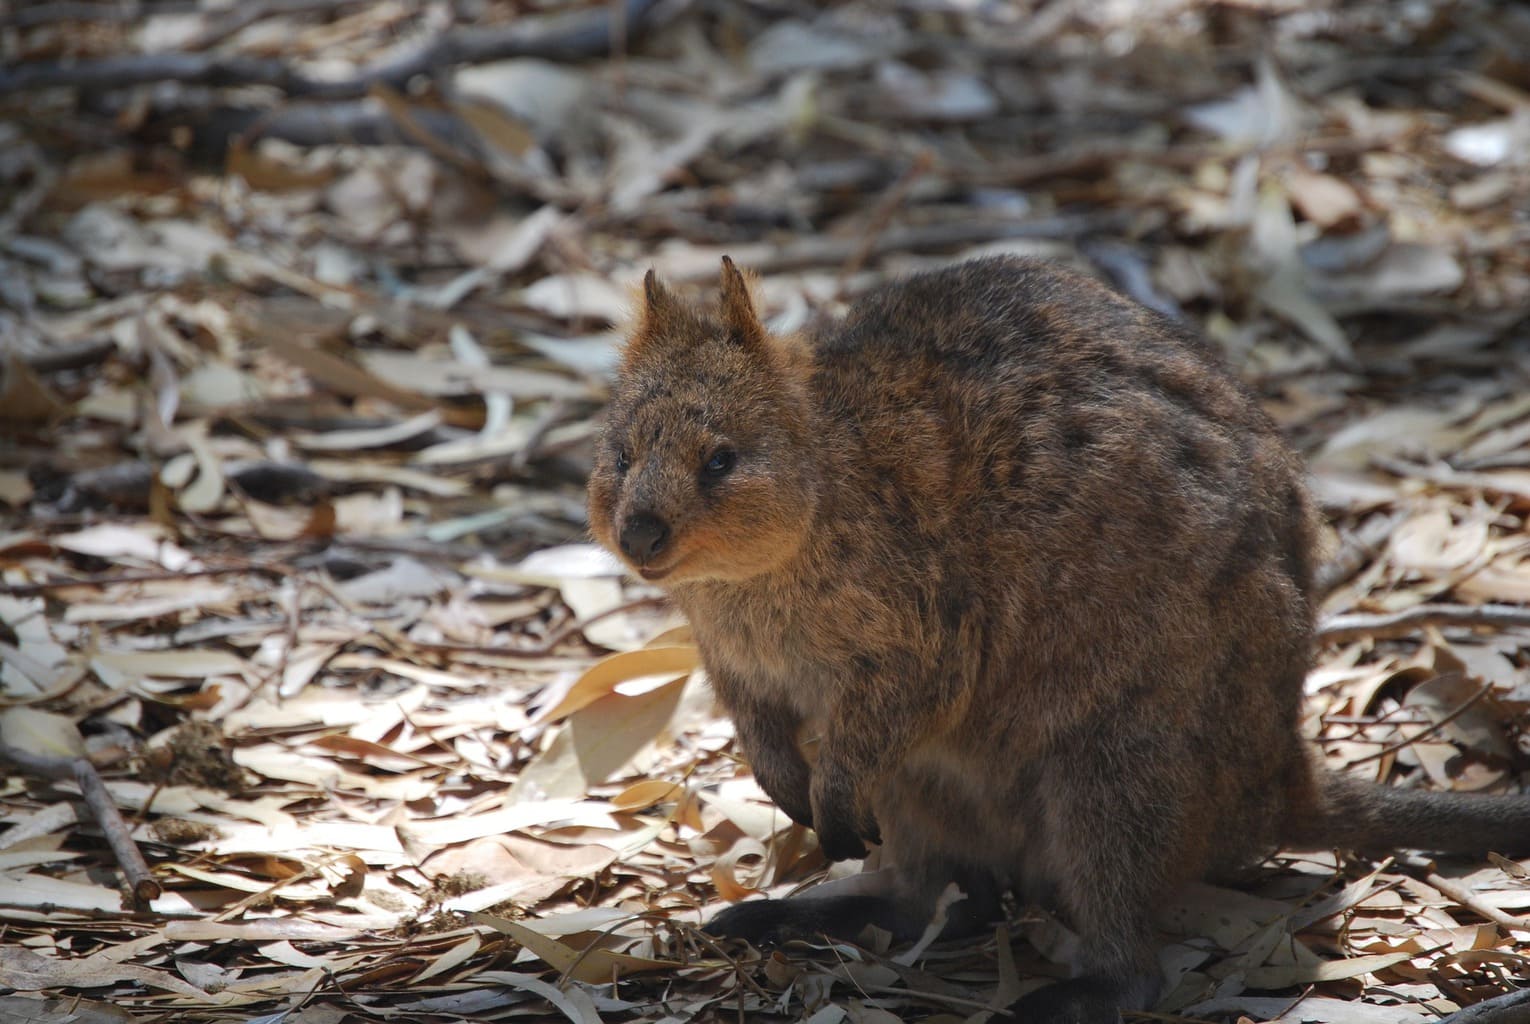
xmin=1009 ymin=973 xmax=1162 ymax=1022
xmin=1008 ymin=977 xmax=1138 ymax=1024
xmin=706 ymin=894 xmax=914 ymax=945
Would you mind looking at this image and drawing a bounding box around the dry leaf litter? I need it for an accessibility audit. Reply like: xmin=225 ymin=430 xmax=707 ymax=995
xmin=1 ymin=1 xmax=1529 ymax=1022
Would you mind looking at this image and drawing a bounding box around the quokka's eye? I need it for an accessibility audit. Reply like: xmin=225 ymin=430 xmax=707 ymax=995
xmin=615 ymin=447 xmax=630 ymax=473
xmin=701 ymin=448 xmax=736 ymax=480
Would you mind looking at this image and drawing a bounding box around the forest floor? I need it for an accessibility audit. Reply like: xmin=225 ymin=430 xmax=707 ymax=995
xmin=2 ymin=1 xmax=1530 ymax=1022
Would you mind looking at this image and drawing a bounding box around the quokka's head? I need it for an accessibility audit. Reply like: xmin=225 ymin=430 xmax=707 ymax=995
xmin=588 ymin=257 xmax=819 ymax=587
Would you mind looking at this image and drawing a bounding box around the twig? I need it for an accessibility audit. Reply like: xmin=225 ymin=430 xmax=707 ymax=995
xmin=1082 ymin=239 xmax=1183 ymax=320
xmin=1342 ymin=677 xmax=1493 ymax=766
xmin=0 ymin=743 xmax=161 ymax=908
xmin=668 ymin=920 xmax=775 ymax=1002
xmin=200 ymin=100 xmax=468 ymax=149
xmin=554 ymin=911 xmax=645 ymax=989
xmin=510 ymin=400 xmax=576 ymax=474
xmin=1314 ymin=512 xmax=1400 ymax=597
xmin=237 ymin=572 xmax=308 ymax=713
xmin=6 ymin=2 xmax=193 ymax=27
xmin=2 ymin=564 xmax=287 ymax=597
xmin=836 ymin=150 xmax=933 ymax=292
xmin=1400 ymin=854 xmax=1530 ymax=937
xmin=202 ymin=101 xmax=587 ymax=204
xmin=0 ymin=0 xmax=665 ymax=98
xmin=19 ymin=337 xmax=117 ymax=374
xmin=412 ymin=595 xmax=672 ymax=658
xmin=955 ymin=134 xmax=1388 ymax=188
xmin=1372 ymin=455 xmax=1530 ymax=501
xmin=1436 ymin=987 xmax=1530 ymax=1024
xmin=856 ymin=982 xmax=1016 ymax=1014
xmin=1318 ymin=604 xmax=1530 ymax=645
xmin=957 ymin=142 xmax=1150 ymax=187
xmin=527 ymin=594 xmax=671 ymax=652
xmin=718 ymin=210 xmax=1137 ymax=278
xmin=214 ymin=859 xmax=327 ymax=921
xmin=1278 ymin=986 xmax=1320 ymax=1024
xmin=182 ymin=0 xmax=369 ymax=51
xmin=0 ymin=52 xmax=316 ymax=95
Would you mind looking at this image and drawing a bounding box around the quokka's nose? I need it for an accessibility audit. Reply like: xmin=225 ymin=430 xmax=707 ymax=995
xmin=619 ymin=513 xmax=670 ymax=562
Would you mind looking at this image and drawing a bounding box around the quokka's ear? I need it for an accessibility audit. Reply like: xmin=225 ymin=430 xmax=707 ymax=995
xmin=641 ymin=268 xmax=677 ymax=323
xmin=624 ymin=268 xmax=683 ymax=355
xmin=719 ymin=256 xmax=766 ymax=347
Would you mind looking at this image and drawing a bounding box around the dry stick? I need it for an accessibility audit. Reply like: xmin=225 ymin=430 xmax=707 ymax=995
xmin=1438 ymin=988 xmax=1530 ymax=1024
xmin=19 ymin=337 xmax=117 ymax=374
xmin=670 ymin=923 xmax=774 ymax=1002
xmin=1371 ymin=455 xmax=1530 ymax=499
xmin=8 ymin=2 xmax=196 ymax=27
xmin=412 ymin=596 xmax=672 ymax=658
xmin=1082 ymin=239 xmax=1182 ymax=320
xmin=527 ymin=594 xmax=673 ymax=652
xmin=3 ymin=564 xmax=288 ymax=597
xmin=1344 ymin=679 xmax=1494 ymax=767
xmin=855 ymin=982 xmax=1012 ymax=1015
xmin=1314 ymin=512 xmax=1400 ymax=597
xmin=742 ymin=210 xmax=1136 ymax=276
xmin=1401 ymin=854 xmax=1530 ymax=936
xmin=1273 ymin=985 xmax=1320 ymax=1024
xmin=1318 ymin=604 xmax=1530 ymax=645
xmin=550 ymin=911 xmax=701 ymax=994
xmin=0 ymin=0 xmax=663 ymax=97
xmin=182 ymin=0 xmax=369 ymax=51
xmin=955 ymin=134 xmax=1381 ymax=189
xmin=510 ymin=400 xmax=576 ymax=474
xmin=213 ymin=859 xmax=330 ymax=922
xmin=234 ymin=574 xmax=307 ymax=714
xmin=164 ymin=102 xmax=587 ymax=206
xmin=0 ymin=743 xmax=161 ymax=907
xmin=367 ymin=81 xmax=483 ymax=175
xmin=836 ymin=150 xmax=934 ymax=293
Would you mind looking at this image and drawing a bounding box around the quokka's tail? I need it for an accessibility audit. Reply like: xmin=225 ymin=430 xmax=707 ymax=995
xmin=1285 ymin=769 xmax=1530 ymax=856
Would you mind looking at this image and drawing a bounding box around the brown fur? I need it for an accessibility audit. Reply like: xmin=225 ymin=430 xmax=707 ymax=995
xmin=586 ymin=256 xmax=1530 ymax=1024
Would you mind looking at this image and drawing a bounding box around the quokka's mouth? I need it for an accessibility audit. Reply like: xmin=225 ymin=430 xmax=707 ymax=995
xmin=637 ymin=562 xmax=678 ymax=582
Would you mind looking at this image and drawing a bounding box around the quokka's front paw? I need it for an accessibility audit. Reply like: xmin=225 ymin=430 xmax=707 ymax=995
xmin=810 ymin=771 xmax=880 ymax=861
xmin=752 ymin=758 xmax=814 ymax=830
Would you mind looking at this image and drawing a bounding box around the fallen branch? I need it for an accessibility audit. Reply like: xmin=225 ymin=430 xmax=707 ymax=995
xmin=1438 ymin=988 xmax=1530 ymax=1024
xmin=142 ymin=100 xmax=586 ymax=205
xmin=1343 ymin=677 xmax=1491 ymax=766
xmin=0 ymin=0 xmax=664 ymax=98
xmin=1082 ymin=238 xmax=1183 ymax=320
xmin=1401 ymin=854 xmax=1530 ymax=937
xmin=182 ymin=0 xmax=370 ymax=52
xmin=412 ymin=595 xmax=672 ymax=658
xmin=681 ymin=210 xmax=1139 ymax=278
xmin=1 ymin=564 xmax=288 ymax=598
xmin=1373 ymin=454 xmax=1530 ymax=502
xmin=0 ymin=52 xmax=316 ymax=96
xmin=0 ymin=742 xmax=161 ymax=908
xmin=836 ymin=150 xmax=934 ymax=290
xmin=1314 ymin=511 xmax=1400 ymax=597
xmin=1317 ymin=603 xmax=1530 ymax=645
xmin=8 ymin=2 xmax=196 ymax=28
xmin=19 ymin=336 xmax=117 ymax=375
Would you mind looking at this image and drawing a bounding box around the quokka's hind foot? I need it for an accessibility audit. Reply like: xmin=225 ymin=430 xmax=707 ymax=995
xmin=1007 ymin=972 xmax=1166 ymax=1024
xmin=705 ymin=893 xmax=915 ymax=945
